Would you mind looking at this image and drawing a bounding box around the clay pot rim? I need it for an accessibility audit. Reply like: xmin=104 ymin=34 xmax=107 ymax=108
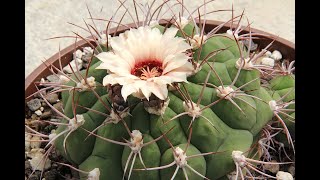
xmin=25 ymin=19 xmax=295 ymax=99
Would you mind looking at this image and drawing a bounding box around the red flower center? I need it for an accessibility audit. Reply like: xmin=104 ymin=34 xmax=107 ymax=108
xmin=131 ymin=60 xmax=163 ymax=80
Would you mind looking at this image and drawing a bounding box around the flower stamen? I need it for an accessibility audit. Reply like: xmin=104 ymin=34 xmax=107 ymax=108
xmin=131 ymin=60 xmax=163 ymax=80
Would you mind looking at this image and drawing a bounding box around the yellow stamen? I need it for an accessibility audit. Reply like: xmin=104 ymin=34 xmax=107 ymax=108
xmin=140 ymin=66 xmax=162 ymax=80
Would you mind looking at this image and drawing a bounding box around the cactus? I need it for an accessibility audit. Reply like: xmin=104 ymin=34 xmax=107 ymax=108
xmin=28 ymin=1 xmax=295 ymax=179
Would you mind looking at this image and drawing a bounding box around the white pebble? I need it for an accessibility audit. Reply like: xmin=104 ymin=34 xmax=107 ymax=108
xmin=35 ymin=110 xmax=42 ymax=116
xmin=261 ymin=57 xmax=275 ymax=67
xmin=263 ymin=160 xmax=279 ymax=174
xmin=74 ymin=49 xmax=84 ymax=60
xmin=83 ymin=47 xmax=93 ymax=54
xmin=40 ymin=107 xmax=44 ymax=112
xmin=265 ymin=51 xmax=272 ymax=57
xmin=25 ymin=134 xmax=32 ymax=152
xmin=276 ymin=171 xmax=293 ymax=180
xmin=63 ymin=58 xmax=83 ymax=73
xmin=28 ymin=148 xmax=51 ymax=171
xmin=58 ymin=75 xmax=70 ymax=84
xmin=30 ymin=136 xmax=41 ymax=149
xmin=39 ymin=78 xmax=46 ymax=86
xmin=82 ymin=47 xmax=94 ymax=62
xmin=271 ymin=50 xmax=282 ymax=61
xmin=226 ymin=29 xmax=239 ymax=39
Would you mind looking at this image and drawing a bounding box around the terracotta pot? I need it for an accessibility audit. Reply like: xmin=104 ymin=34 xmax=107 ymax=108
xmin=25 ymin=19 xmax=295 ymax=99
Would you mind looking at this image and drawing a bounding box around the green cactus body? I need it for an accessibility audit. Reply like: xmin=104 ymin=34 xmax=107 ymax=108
xmin=268 ymin=74 xmax=295 ymax=146
xmin=52 ymin=23 xmax=294 ymax=180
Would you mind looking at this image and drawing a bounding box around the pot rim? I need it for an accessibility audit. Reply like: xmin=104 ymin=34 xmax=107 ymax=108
xmin=25 ymin=19 xmax=295 ymax=99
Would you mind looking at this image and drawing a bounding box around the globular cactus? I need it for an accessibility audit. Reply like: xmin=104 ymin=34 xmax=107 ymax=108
xmin=31 ymin=1 xmax=295 ymax=180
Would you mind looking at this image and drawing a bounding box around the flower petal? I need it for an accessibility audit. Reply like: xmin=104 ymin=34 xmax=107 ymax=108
xmin=162 ymin=54 xmax=191 ymax=74
xmin=149 ymin=82 xmax=168 ymax=100
xmin=121 ymin=84 xmax=138 ymax=101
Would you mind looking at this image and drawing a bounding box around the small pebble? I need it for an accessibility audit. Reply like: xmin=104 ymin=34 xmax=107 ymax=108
xmin=63 ymin=58 xmax=83 ymax=73
xmin=31 ymin=114 xmax=38 ymax=120
xmin=73 ymin=49 xmax=83 ymax=60
xmin=30 ymin=136 xmax=41 ymax=149
xmin=82 ymin=47 xmax=94 ymax=62
xmin=261 ymin=57 xmax=275 ymax=67
xmin=265 ymin=51 xmax=272 ymax=57
xmin=45 ymin=93 xmax=59 ymax=104
xmin=27 ymin=99 xmax=42 ymax=111
xmin=53 ymin=102 xmax=63 ymax=115
xmin=287 ymin=165 xmax=295 ymax=177
xmin=271 ymin=50 xmax=282 ymax=61
xmin=243 ymin=39 xmax=258 ymax=51
xmin=28 ymin=149 xmax=52 ymax=171
xmin=276 ymin=171 xmax=293 ymax=180
xmin=25 ymin=161 xmax=32 ymax=175
xmin=34 ymin=90 xmax=47 ymax=99
xmin=46 ymin=74 xmax=60 ymax=83
xmin=263 ymin=160 xmax=279 ymax=174
xmin=27 ymin=110 xmax=32 ymax=117
xmin=40 ymin=110 xmax=52 ymax=120
xmin=59 ymin=75 xmax=70 ymax=84
xmin=28 ymin=174 xmax=40 ymax=180
xmin=35 ymin=110 xmax=42 ymax=116
xmin=48 ymin=149 xmax=60 ymax=162
xmin=25 ymin=134 xmax=32 ymax=151
xmin=39 ymin=78 xmax=46 ymax=85
xmin=40 ymin=107 xmax=44 ymax=111
xmin=44 ymin=169 xmax=58 ymax=180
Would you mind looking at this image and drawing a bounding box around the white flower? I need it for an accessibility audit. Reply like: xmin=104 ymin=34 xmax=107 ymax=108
xmin=96 ymin=26 xmax=193 ymax=101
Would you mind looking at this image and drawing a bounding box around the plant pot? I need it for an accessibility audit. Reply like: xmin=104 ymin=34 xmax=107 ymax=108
xmin=25 ymin=19 xmax=295 ymax=99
